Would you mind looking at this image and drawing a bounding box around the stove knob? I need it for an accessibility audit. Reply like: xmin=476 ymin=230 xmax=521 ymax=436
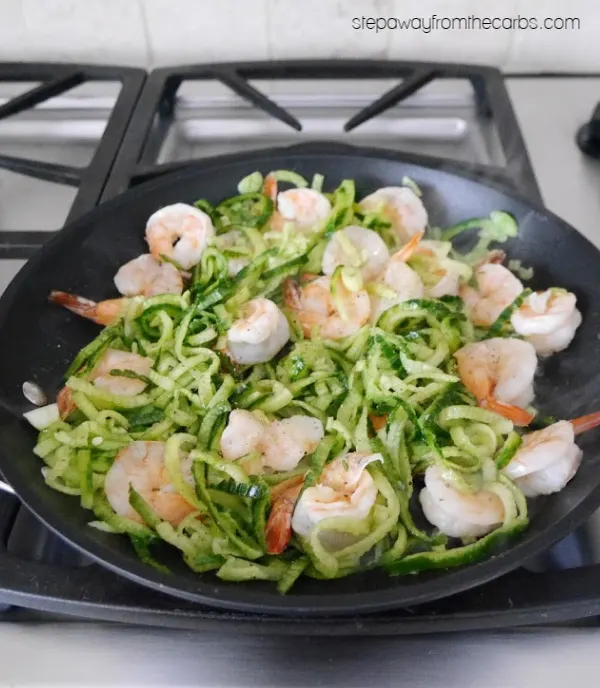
xmin=577 ymin=102 xmax=600 ymax=159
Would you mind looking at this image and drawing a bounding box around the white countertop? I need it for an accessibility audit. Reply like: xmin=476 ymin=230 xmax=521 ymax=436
xmin=507 ymin=77 xmax=600 ymax=247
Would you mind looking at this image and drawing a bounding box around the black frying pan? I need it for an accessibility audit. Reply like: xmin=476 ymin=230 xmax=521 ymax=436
xmin=0 ymin=144 xmax=599 ymax=617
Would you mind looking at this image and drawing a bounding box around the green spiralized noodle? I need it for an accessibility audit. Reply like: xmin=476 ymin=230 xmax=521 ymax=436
xmin=164 ymin=433 xmax=204 ymax=510
xmin=449 ymin=423 xmax=498 ymax=459
xmin=237 ymin=171 xmax=264 ymax=195
xmin=33 ymin=174 xmax=537 ymax=593
xmin=438 ymin=405 xmax=514 ymax=437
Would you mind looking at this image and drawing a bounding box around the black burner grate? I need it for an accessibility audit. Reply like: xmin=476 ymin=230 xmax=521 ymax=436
xmin=0 ymin=62 xmax=145 ymax=259
xmin=103 ymin=59 xmax=542 ymax=204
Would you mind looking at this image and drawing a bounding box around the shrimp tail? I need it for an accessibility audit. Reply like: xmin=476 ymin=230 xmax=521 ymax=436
xmin=49 ymin=290 xmax=122 ymax=326
xmin=369 ymin=413 xmax=388 ymax=432
xmin=263 ymin=174 xmax=278 ymax=202
xmin=265 ymin=477 xmax=304 ymax=555
xmin=57 ymin=385 xmax=77 ymax=420
xmin=49 ymin=290 xmax=98 ymax=318
xmin=283 ymin=278 xmax=302 ymax=310
xmin=482 ymin=397 xmax=535 ymax=427
xmin=571 ymin=411 xmax=600 ymax=436
xmin=395 ymin=231 xmax=425 ymax=262
xmin=477 ymin=249 xmax=506 ymax=267
xmin=265 ymin=505 xmax=294 ymax=555
xmin=270 ymin=475 xmax=304 ymax=500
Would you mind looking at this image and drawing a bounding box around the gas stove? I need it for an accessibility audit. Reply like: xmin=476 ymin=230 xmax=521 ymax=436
xmin=1 ymin=60 xmax=600 ymax=634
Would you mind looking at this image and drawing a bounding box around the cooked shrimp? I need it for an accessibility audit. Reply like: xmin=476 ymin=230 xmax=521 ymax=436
xmin=502 ymin=409 xmax=600 ymax=497
xmin=359 ymin=186 xmax=428 ymax=243
xmin=220 ymin=409 xmax=267 ymax=461
xmin=146 ymin=203 xmax=214 ymax=270
xmin=383 ymin=242 xmax=426 ymax=296
xmin=274 ymin=188 xmax=331 ymax=232
xmin=104 ymin=441 xmax=195 ymax=526
xmin=419 ymin=464 xmax=505 ymax=538
xmin=503 ymin=421 xmax=582 ymax=497
xmin=427 ymin=269 xmax=461 ymax=298
xmin=321 ymin=226 xmax=390 ymax=281
xmin=460 ymin=263 xmax=523 ymax=327
xmin=220 ymin=409 xmax=324 ymax=472
xmin=454 ymin=338 xmax=537 ymax=425
xmin=369 ymin=241 xmax=425 ymax=323
xmin=57 ymin=349 xmax=151 ymax=419
xmin=511 ymin=289 xmax=582 ymax=355
xmin=114 ymin=254 xmax=183 ymax=298
xmin=383 ymin=233 xmax=457 ymax=295
xmin=291 ymin=452 xmax=382 ymax=540
xmin=227 ymin=298 xmax=290 ymax=365
xmin=49 ymin=291 xmax=126 ymax=326
xmin=89 ymin=349 xmax=151 ymax=396
xmin=285 ymin=276 xmax=370 ymax=340
xmin=409 ymin=239 xmax=469 ymax=298
xmin=262 ymin=416 xmax=324 ymax=471
xmin=265 ymin=476 xmax=304 ymax=554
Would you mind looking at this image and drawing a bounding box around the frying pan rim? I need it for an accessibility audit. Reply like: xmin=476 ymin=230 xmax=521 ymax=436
xmin=0 ymin=143 xmax=597 ymax=617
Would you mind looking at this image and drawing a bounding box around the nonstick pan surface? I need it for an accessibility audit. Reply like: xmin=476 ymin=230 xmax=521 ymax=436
xmin=0 ymin=145 xmax=599 ymax=616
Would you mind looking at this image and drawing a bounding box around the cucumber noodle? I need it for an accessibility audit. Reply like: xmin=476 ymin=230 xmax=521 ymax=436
xmin=33 ymin=174 xmax=529 ymax=592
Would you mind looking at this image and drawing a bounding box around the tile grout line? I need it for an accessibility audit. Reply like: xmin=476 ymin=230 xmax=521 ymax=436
xmin=136 ymin=0 xmax=154 ymax=69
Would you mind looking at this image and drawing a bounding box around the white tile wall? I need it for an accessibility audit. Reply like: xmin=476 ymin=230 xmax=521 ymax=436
xmin=0 ymin=0 xmax=148 ymax=66
xmin=506 ymin=0 xmax=600 ymax=73
xmin=0 ymin=0 xmax=597 ymax=71
xmin=143 ymin=0 xmax=269 ymax=66
xmin=267 ymin=0 xmax=392 ymax=60
xmin=386 ymin=0 xmax=517 ymax=66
